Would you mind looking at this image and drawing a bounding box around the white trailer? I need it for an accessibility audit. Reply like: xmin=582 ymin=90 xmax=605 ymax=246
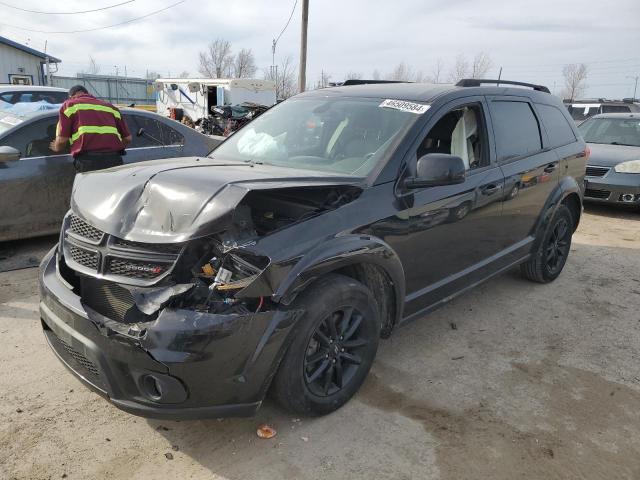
xmin=155 ymin=78 xmax=276 ymax=123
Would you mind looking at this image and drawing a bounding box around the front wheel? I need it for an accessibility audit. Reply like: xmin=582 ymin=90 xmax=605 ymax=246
xmin=520 ymin=204 xmax=574 ymax=283
xmin=272 ymin=274 xmax=380 ymax=415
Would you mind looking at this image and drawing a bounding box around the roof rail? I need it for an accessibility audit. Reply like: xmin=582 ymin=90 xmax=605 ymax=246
xmin=455 ymin=79 xmax=550 ymax=94
xmin=342 ymin=79 xmax=410 ymax=86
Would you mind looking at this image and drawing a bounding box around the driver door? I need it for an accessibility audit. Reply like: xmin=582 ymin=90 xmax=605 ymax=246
xmin=372 ymin=96 xmax=507 ymax=318
xmin=0 ymin=116 xmax=74 ymax=240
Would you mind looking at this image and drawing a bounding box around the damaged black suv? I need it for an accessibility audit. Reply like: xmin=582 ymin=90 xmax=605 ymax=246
xmin=39 ymin=79 xmax=587 ymax=418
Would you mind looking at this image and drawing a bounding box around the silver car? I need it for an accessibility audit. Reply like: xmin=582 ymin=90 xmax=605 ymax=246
xmin=0 ymin=108 xmax=221 ymax=241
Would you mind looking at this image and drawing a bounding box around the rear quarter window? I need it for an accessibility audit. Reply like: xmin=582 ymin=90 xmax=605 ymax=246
xmin=491 ymin=100 xmax=542 ymax=162
xmin=536 ymin=103 xmax=576 ymax=148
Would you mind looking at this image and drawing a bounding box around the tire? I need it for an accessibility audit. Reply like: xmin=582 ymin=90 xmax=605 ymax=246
xmin=520 ymin=204 xmax=574 ymax=283
xmin=272 ymin=274 xmax=380 ymax=415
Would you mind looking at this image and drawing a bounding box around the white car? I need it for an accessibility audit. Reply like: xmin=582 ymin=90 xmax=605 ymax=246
xmin=0 ymin=85 xmax=67 ymax=110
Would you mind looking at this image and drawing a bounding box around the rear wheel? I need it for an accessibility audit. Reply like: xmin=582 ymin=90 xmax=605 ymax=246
xmin=521 ymin=204 xmax=574 ymax=283
xmin=272 ymin=274 xmax=380 ymax=415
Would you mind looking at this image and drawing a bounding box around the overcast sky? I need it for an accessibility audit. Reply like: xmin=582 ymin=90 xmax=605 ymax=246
xmin=1 ymin=0 xmax=638 ymax=99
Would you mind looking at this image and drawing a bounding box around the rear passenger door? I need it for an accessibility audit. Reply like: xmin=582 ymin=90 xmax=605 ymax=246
xmin=487 ymin=97 xmax=560 ymax=250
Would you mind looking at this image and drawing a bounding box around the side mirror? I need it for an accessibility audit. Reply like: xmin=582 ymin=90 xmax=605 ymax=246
xmin=0 ymin=146 xmax=21 ymax=162
xmin=404 ymin=153 xmax=466 ymax=189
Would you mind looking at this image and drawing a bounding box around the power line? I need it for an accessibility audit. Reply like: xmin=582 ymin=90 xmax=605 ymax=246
xmin=0 ymin=0 xmax=135 ymax=15
xmin=0 ymin=0 xmax=185 ymax=33
xmin=275 ymin=0 xmax=298 ymax=46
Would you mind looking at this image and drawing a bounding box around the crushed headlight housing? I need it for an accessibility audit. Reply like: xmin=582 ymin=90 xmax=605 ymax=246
xmin=614 ymin=160 xmax=640 ymax=174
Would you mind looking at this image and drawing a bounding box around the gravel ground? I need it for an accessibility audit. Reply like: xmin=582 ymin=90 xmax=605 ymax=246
xmin=1 ymin=204 xmax=639 ymax=480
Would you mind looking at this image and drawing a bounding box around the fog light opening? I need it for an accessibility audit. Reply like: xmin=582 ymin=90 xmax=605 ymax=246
xmin=141 ymin=375 xmax=163 ymax=401
xmin=620 ymin=193 xmax=636 ymax=203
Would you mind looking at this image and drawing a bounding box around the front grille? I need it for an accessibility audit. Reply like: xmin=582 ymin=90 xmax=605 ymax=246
xmin=113 ymin=238 xmax=183 ymax=255
xmin=585 ymin=166 xmax=610 ymax=177
xmin=69 ymin=245 xmax=99 ymax=270
xmin=107 ymin=257 xmax=169 ymax=279
xmin=80 ymin=277 xmax=152 ymax=323
xmin=69 ymin=215 xmax=104 ymax=242
xmin=585 ymin=188 xmax=611 ymax=199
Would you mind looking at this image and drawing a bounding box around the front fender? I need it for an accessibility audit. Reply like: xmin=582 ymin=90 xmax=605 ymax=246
xmin=272 ymin=234 xmax=406 ymax=324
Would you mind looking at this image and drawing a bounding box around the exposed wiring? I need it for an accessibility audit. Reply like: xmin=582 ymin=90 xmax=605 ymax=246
xmin=255 ymin=296 xmax=264 ymax=313
xmin=275 ymin=0 xmax=297 ymax=45
xmin=0 ymin=0 xmax=135 ymax=15
xmin=0 ymin=0 xmax=185 ymax=34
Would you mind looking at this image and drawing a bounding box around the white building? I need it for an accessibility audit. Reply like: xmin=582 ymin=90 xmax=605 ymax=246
xmin=0 ymin=35 xmax=61 ymax=86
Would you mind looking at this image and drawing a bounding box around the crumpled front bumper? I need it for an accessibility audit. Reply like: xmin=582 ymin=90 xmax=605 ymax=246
xmin=38 ymin=246 xmax=300 ymax=419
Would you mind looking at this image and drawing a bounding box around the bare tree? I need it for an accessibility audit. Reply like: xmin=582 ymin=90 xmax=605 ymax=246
xmin=198 ymin=38 xmax=233 ymax=78
xmin=345 ymin=71 xmax=362 ymax=80
xmin=471 ymin=52 xmax=492 ymax=79
xmin=234 ymin=48 xmax=257 ymax=78
xmin=146 ymin=71 xmax=161 ymax=80
xmin=387 ymin=62 xmax=415 ymax=81
xmin=264 ymin=56 xmax=298 ymax=99
xmin=372 ymin=69 xmax=381 ymax=80
xmin=561 ymin=63 xmax=588 ymax=101
xmin=428 ymin=58 xmax=445 ymax=83
xmin=448 ymin=54 xmax=470 ymax=82
xmin=178 ymin=71 xmax=190 ymax=78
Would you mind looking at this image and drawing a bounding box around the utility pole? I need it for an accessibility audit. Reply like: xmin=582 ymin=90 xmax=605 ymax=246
xmin=44 ymin=40 xmax=51 ymax=86
xmin=298 ymin=0 xmax=309 ymax=93
xmin=627 ymin=75 xmax=639 ymax=101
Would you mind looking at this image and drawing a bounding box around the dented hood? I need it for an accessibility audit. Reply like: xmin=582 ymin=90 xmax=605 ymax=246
xmin=71 ymin=157 xmax=359 ymax=243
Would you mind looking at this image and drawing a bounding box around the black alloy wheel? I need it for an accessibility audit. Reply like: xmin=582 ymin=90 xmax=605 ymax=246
xmin=544 ymin=216 xmax=570 ymax=276
xmin=520 ymin=204 xmax=574 ymax=283
xmin=304 ymin=307 xmax=368 ymax=397
xmin=272 ymin=274 xmax=380 ymax=415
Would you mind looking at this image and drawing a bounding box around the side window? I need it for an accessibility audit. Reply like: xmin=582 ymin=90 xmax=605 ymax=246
xmin=417 ymin=103 xmax=488 ymax=171
xmin=3 ymin=117 xmax=69 ymax=157
xmin=491 ymin=101 xmax=542 ymax=162
xmin=536 ymin=103 xmax=576 ymax=148
xmin=125 ymin=114 xmax=163 ymax=148
xmin=158 ymin=121 xmax=184 ymax=146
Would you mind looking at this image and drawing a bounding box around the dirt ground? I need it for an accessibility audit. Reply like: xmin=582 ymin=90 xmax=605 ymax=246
xmin=1 ymin=204 xmax=639 ymax=480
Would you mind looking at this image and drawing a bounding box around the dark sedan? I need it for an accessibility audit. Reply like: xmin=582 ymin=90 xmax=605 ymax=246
xmin=579 ymin=113 xmax=640 ymax=207
xmin=0 ymin=108 xmax=222 ymax=241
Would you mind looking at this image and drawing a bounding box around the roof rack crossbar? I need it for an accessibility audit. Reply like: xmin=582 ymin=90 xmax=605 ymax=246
xmin=455 ymin=79 xmax=551 ymax=94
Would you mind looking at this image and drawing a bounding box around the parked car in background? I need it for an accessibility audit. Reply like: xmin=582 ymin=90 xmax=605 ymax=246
xmin=566 ymin=99 xmax=640 ymax=124
xmin=579 ymin=113 xmax=640 ymax=207
xmin=39 ymin=79 xmax=586 ymax=419
xmin=0 ymin=85 xmax=67 ymax=106
xmin=0 ymin=109 xmax=221 ymax=241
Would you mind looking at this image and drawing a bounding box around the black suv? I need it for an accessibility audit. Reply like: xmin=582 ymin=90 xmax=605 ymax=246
xmin=39 ymin=79 xmax=587 ymax=418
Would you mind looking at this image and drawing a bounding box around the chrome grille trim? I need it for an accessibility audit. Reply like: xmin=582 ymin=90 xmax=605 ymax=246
xmin=62 ymin=212 xmax=182 ymax=286
xmin=68 ymin=214 xmax=104 ymax=244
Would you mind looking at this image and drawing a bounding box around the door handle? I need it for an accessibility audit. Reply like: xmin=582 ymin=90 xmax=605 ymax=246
xmin=481 ymin=184 xmax=501 ymax=195
xmin=544 ymin=163 xmax=558 ymax=173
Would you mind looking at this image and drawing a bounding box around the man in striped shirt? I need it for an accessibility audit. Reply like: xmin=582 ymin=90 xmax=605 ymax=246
xmin=50 ymin=85 xmax=132 ymax=173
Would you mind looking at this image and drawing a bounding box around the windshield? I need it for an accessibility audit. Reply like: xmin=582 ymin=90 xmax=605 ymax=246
xmin=578 ymin=117 xmax=640 ymax=147
xmin=209 ymin=97 xmax=423 ymax=176
xmin=0 ymin=114 xmax=24 ymax=134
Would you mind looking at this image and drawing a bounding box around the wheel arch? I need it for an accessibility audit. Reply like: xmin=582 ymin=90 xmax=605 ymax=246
xmin=272 ymin=235 xmax=406 ymax=337
xmin=532 ymin=176 xmax=583 ymax=243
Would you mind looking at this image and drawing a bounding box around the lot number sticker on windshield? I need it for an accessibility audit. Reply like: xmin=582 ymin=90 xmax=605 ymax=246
xmin=379 ymin=99 xmax=430 ymax=114
xmin=0 ymin=115 xmax=22 ymax=126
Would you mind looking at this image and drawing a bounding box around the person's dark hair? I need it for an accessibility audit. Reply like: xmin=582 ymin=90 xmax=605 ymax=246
xmin=68 ymin=85 xmax=89 ymax=97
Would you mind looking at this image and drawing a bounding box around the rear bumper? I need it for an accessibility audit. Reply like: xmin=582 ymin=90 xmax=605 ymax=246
xmin=39 ymin=246 xmax=299 ymax=419
xmin=584 ymin=172 xmax=640 ymax=206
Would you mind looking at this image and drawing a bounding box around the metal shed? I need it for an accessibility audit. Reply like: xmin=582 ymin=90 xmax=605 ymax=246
xmin=0 ymin=36 xmax=61 ymax=86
